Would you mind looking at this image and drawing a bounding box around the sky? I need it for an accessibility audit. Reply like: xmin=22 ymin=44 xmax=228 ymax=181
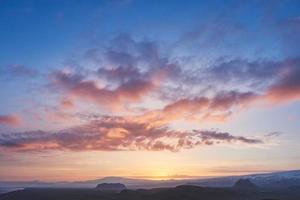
xmin=0 ymin=0 xmax=300 ymax=181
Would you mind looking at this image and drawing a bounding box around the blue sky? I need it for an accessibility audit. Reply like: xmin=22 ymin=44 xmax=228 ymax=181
xmin=0 ymin=0 xmax=300 ymax=181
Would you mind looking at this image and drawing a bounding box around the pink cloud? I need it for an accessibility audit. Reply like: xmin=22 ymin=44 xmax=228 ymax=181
xmin=0 ymin=90 xmax=263 ymax=153
xmin=60 ymin=99 xmax=74 ymax=109
xmin=140 ymin=91 xmax=258 ymax=126
xmin=264 ymin=65 xmax=300 ymax=103
xmin=50 ymin=70 xmax=161 ymax=111
xmin=0 ymin=114 xmax=21 ymax=126
xmin=0 ymin=116 xmax=262 ymax=152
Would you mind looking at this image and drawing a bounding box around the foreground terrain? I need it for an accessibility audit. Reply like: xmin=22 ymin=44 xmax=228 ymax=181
xmin=1 ymin=185 xmax=300 ymax=200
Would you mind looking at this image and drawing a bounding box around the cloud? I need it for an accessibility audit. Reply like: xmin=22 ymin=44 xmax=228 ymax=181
xmin=209 ymin=166 xmax=277 ymax=174
xmin=102 ymin=33 xmax=181 ymax=79
xmin=207 ymin=58 xmax=282 ymax=85
xmin=0 ymin=115 xmax=21 ymax=126
xmin=139 ymin=90 xmax=258 ymax=126
xmin=0 ymin=90 xmax=264 ymax=153
xmin=50 ymin=70 xmax=157 ymax=110
xmin=50 ymin=41 xmax=300 ymax=116
xmin=206 ymin=56 xmax=300 ymax=104
xmin=49 ymin=34 xmax=182 ymax=111
xmin=59 ymin=98 xmax=74 ymax=109
xmin=0 ymin=64 xmax=38 ymax=79
xmin=97 ymin=65 xmax=142 ymax=84
xmin=264 ymin=60 xmax=300 ymax=103
xmin=264 ymin=132 xmax=282 ymax=137
xmin=8 ymin=34 xmax=299 ymax=154
xmin=0 ymin=116 xmax=262 ymax=152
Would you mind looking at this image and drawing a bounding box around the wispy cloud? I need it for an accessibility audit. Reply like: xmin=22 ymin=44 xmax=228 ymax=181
xmin=0 ymin=64 xmax=38 ymax=79
xmin=209 ymin=166 xmax=278 ymax=175
xmin=0 ymin=116 xmax=262 ymax=152
xmin=205 ymin=56 xmax=300 ymax=104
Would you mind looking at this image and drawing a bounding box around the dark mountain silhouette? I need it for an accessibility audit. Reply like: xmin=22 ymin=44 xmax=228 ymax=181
xmin=233 ymin=179 xmax=258 ymax=190
xmin=1 ymin=170 xmax=299 ymax=189
xmin=2 ymin=184 xmax=299 ymax=200
xmin=120 ymin=185 xmax=243 ymax=200
xmin=95 ymin=183 xmax=126 ymax=192
xmin=0 ymin=186 xmax=243 ymax=200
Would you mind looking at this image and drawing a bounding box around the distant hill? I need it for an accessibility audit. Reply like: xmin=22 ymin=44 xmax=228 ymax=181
xmin=95 ymin=183 xmax=126 ymax=192
xmin=120 ymin=185 xmax=243 ymax=200
xmin=0 ymin=170 xmax=300 ymax=189
xmin=188 ymin=170 xmax=300 ymax=189
xmin=232 ymin=179 xmax=258 ymax=190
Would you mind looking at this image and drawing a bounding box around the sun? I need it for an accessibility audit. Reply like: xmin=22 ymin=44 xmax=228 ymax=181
xmin=148 ymin=170 xmax=171 ymax=180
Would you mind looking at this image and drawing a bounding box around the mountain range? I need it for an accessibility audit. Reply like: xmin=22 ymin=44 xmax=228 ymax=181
xmin=1 ymin=170 xmax=300 ymax=190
